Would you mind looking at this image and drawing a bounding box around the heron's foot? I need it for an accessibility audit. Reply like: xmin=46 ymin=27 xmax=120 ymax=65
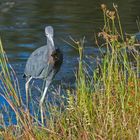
xmin=39 ymin=101 xmax=44 ymax=125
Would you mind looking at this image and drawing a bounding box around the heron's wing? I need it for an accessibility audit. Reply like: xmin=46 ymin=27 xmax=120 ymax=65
xmin=24 ymin=46 xmax=52 ymax=78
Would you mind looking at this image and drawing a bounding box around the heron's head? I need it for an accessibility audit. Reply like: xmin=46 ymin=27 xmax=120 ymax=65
xmin=45 ymin=26 xmax=54 ymax=46
xmin=45 ymin=26 xmax=54 ymax=37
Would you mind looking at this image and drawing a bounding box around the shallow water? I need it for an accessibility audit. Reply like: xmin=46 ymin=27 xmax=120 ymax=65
xmin=0 ymin=0 xmax=140 ymax=123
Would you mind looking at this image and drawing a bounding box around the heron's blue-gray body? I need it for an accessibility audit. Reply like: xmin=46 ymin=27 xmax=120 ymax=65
xmin=24 ymin=46 xmax=63 ymax=80
xmin=24 ymin=45 xmax=50 ymax=78
xmin=24 ymin=28 xmax=63 ymax=80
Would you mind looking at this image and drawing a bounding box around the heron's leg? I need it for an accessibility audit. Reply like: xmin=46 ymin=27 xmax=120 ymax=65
xmin=25 ymin=77 xmax=32 ymax=108
xmin=40 ymin=80 xmax=51 ymax=124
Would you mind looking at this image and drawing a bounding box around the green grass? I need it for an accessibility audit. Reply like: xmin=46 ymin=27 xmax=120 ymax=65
xmin=0 ymin=4 xmax=140 ymax=140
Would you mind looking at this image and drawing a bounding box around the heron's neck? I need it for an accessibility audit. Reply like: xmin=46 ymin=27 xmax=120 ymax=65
xmin=47 ymin=37 xmax=55 ymax=51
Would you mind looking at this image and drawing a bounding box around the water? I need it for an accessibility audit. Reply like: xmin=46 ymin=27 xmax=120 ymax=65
xmin=0 ymin=0 xmax=140 ymax=123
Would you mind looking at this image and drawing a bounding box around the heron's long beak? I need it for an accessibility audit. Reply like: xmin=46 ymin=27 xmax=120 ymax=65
xmin=48 ymin=35 xmax=54 ymax=46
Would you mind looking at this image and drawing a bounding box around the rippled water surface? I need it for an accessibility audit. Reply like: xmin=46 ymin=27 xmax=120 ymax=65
xmin=0 ymin=0 xmax=140 ymax=120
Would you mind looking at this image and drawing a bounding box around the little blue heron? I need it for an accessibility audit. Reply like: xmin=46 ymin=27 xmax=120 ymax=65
xmin=23 ymin=26 xmax=63 ymax=124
